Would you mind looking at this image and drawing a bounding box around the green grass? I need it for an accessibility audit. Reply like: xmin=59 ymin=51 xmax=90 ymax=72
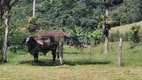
xmin=0 ymin=42 xmax=142 ymax=80
xmin=111 ymin=21 xmax=142 ymax=34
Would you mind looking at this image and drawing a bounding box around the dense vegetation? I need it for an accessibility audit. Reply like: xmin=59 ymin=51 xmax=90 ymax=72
xmin=0 ymin=1 xmax=136 ymax=48
xmin=6 ymin=0 xmax=142 ymax=44
xmin=11 ymin=0 xmax=142 ymax=29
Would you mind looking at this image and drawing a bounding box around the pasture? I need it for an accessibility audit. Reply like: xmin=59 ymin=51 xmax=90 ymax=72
xmin=0 ymin=42 xmax=142 ymax=80
xmin=111 ymin=21 xmax=142 ymax=34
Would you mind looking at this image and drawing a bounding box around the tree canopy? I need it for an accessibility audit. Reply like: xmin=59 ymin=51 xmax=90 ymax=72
xmin=10 ymin=0 xmax=142 ymax=31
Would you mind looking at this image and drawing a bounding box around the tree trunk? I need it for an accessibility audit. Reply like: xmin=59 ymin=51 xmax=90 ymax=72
xmin=103 ymin=0 xmax=109 ymax=54
xmin=105 ymin=8 xmax=108 ymax=17
xmin=2 ymin=11 xmax=10 ymax=63
xmin=104 ymin=37 xmax=109 ymax=54
xmin=33 ymin=0 xmax=36 ymax=17
xmin=104 ymin=0 xmax=109 ymax=23
xmin=118 ymin=38 xmax=123 ymax=66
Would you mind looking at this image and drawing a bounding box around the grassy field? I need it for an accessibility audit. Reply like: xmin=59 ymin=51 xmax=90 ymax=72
xmin=111 ymin=21 xmax=142 ymax=33
xmin=0 ymin=42 xmax=142 ymax=80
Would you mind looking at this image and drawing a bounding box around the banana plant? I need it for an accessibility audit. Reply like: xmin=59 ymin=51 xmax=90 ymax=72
xmin=91 ymin=28 xmax=102 ymax=45
xmin=66 ymin=25 xmax=85 ymax=48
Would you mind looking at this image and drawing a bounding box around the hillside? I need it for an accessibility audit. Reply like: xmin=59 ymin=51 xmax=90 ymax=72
xmin=111 ymin=21 xmax=142 ymax=33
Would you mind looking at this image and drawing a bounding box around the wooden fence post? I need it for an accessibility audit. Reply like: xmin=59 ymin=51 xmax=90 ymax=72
xmin=118 ymin=37 xmax=123 ymax=66
xmin=59 ymin=37 xmax=64 ymax=65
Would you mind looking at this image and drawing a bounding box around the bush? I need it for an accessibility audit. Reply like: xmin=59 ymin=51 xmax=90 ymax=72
xmin=91 ymin=29 xmax=102 ymax=45
xmin=109 ymin=30 xmax=120 ymax=42
xmin=109 ymin=25 xmax=142 ymax=43
xmin=128 ymin=25 xmax=140 ymax=43
xmin=122 ymin=31 xmax=129 ymax=41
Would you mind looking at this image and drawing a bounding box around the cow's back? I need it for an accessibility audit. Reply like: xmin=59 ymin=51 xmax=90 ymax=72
xmin=36 ymin=37 xmax=59 ymax=53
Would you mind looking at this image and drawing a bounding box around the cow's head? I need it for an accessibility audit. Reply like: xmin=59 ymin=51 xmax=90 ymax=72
xmin=23 ymin=37 xmax=37 ymax=53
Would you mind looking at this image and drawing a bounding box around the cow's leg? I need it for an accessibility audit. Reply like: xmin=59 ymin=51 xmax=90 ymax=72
xmin=34 ymin=52 xmax=39 ymax=62
xmin=43 ymin=52 xmax=47 ymax=56
xmin=51 ymin=49 xmax=56 ymax=63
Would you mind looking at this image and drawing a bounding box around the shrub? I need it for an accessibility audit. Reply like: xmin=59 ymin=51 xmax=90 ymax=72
xmin=122 ymin=31 xmax=129 ymax=41
xmin=109 ymin=30 xmax=120 ymax=42
xmin=91 ymin=29 xmax=102 ymax=45
xmin=128 ymin=25 xmax=140 ymax=43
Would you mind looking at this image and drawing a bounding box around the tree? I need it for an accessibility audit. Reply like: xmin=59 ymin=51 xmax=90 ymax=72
xmin=129 ymin=25 xmax=140 ymax=43
xmin=96 ymin=0 xmax=123 ymax=53
xmin=33 ymin=0 xmax=36 ymax=17
xmin=96 ymin=0 xmax=112 ymax=53
xmin=27 ymin=0 xmax=37 ymax=32
xmin=0 ymin=0 xmax=19 ymax=63
xmin=111 ymin=0 xmax=142 ymax=26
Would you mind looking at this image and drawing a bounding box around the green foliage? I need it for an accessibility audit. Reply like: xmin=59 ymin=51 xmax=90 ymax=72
xmin=110 ymin=25 xmax=142 ymax=43
xmin=109 ymin=30 xmax=120 ymax=42
xmin=67 ymin=25 xmax=85 ymax=46
xmin=123 ymin=31 xmax=129 ymax=41
xmin=8 ymin=30 xmax=27 ymax=53
xmin=110 ymin=0 xmax=142 ymax=26
xmin=98 ymin=15 xmax=113 ymax=26
xmin=128 ymin=25 xmax=140 ymax=43
xmin=130 ymin=25 xmax=140 ymax=32
xmin=8 ymin=30 xmax=26 ymax=43
xmin=91 ymin=29 xmax=102 ymax=44
xmin=9 ymin=0 xmax=142 ymax=31
xmin=66 ymin=26 xmax=103 ymax=46
xmin=27 ymin=16 xmax=37 ymax=32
